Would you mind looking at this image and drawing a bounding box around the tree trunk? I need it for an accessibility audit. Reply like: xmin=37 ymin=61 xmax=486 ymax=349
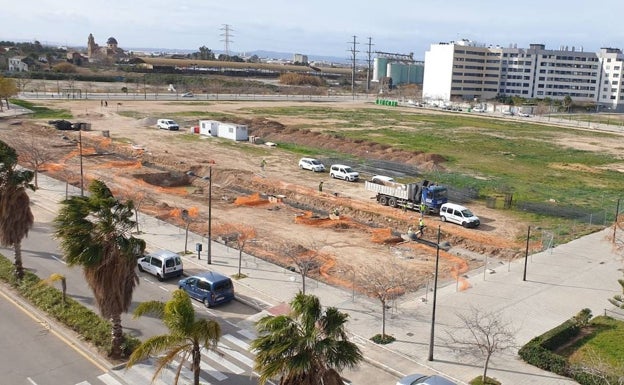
xmin=109 ymin=313 xmax=124 ymax=358
xmin=482 ymin=352 xmax=491 ymax=382
xmin=192 ymin=343 xmax=201 ymax=385
xmin=381 ymin=299 xmax=386 ymax=337
xmin=301 ymin=272 xmax=306 ymax=295
xmin=14 ymin=240 xmax=24 ymax=280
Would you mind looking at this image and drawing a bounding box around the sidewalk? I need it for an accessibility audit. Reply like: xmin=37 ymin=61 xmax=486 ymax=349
xmin=30 ymin=173 xmax=623 ymax=385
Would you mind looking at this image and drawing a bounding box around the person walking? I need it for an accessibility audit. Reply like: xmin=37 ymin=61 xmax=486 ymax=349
xmin=418 ymin=217 xmax=425 ymax=237
xmin=419 ymin=202 xmax=426 ymax=217
xmin=318 ymin=181 xmax=323 ymax=193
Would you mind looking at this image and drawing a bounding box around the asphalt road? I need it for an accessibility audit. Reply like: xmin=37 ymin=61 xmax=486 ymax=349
xmin=0 ymin=290 xmax=113 ymax=385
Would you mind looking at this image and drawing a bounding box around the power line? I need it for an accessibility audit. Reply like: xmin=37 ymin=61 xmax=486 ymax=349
xmin=348 ymin=35 xmax=359 ymax=99
xmin=366 ymin=37 xmax=374 ymax=93
xmin=220 ymin=24 xmax=234 ymax=57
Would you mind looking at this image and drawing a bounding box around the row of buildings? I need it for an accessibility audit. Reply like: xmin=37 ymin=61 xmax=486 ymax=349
xmin=420 ymin=39 xmax=624 ymax=111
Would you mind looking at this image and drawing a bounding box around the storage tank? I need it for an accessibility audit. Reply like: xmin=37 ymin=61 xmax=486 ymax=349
xmin=387 ymin=62 xmax=405 ymax=85
xmin=407 ymin=63 xmax=424 ymax=84
xmin=373 ymin=57 xmax=388 ymax=82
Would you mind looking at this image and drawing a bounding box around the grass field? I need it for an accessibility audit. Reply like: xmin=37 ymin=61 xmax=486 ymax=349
xmin=242 ymin=106 xmax=624 ymax=219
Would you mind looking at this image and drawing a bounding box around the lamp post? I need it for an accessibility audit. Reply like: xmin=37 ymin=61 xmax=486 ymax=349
xmin=428 ymin=225 xmax=441 ymax=361
xmin=78 ymin=129 xmax=84 ymax=196
xmin=204 ymin=166 xmax=213 ymax=265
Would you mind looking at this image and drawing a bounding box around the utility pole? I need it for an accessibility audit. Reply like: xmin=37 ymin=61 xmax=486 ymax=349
xmin=220 ymin=24 xmax=234 ymax=58
xmin=348 ymin=35 xmax=359 ymax=100
xmin=428 ymin=225 xmax=442 ymax=361
xmin=366 ymin=37 xmax=373 ymax=93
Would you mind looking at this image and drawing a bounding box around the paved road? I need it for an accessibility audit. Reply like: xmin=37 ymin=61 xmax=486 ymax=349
xmin=0 ymin=290 xmax=122 ymax=385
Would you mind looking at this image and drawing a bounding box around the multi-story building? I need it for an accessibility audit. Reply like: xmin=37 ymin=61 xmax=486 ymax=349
xmin=423 ymin=40 xmax=624 ymax=111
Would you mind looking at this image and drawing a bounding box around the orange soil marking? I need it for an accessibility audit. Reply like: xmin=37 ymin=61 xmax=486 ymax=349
xmin=94 ymin=160 xmax=143 ymax=169
xmin=234 ymin=192 xmax=271 ymax=206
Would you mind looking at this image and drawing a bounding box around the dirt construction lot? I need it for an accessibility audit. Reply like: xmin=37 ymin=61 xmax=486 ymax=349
xmin=2 ymin=98 xmax=533 ymax=293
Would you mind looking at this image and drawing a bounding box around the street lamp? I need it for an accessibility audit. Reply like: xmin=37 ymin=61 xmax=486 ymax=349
xmin=78 ymin=129 xmax=84 ymax=196
xmin=427 ymin=225 xmax=441 ymax=361
xmin=203 ymin=166 xmax=213 ymax=265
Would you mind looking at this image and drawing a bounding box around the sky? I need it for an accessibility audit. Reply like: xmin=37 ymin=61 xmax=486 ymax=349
xmin=3 ymin=0 xmax=624 ymax=61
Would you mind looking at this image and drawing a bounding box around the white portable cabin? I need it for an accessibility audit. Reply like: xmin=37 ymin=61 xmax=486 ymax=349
xmin=198 ymin=120 xmax=248 ymax=141
xmin=218 ymin=123 xmax=248 ymax=141
xmin=199 ymin=120 xmax=219 ymax=137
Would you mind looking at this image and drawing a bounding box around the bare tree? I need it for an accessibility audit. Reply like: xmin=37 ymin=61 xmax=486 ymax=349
xmin=280 ymin=241 xmax=321 ymax=295
xmin=445 ymin=306 xmax=517 ymax=383
xmin=6 ymin=134 xmax=55 ymax=188
xmin=215 ymin=223 xmax=256 ymax=278
xmin=355 ymin=257 xmax=422 ymax=341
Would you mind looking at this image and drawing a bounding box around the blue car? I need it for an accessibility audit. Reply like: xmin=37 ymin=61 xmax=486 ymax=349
xmin=178 ymin=271 xmax=235 ymax=308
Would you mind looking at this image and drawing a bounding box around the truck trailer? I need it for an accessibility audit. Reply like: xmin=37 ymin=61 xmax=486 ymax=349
xmin=364 ymin=179 xmax=448 ymax=214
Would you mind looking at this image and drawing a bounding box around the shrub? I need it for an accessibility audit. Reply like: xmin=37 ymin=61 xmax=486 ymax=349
xmin=469 ymin=376 xmax=501 ymax=385
xmin=370 ymin=334 xmax=395 ymax=344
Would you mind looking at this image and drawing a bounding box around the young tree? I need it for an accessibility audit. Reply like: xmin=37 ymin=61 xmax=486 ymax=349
xmin=215 ymin=223 xmax=256 ymax=278
xmin=126 ymin=289 xmax=222 ymax=385
xmin=445 ymin=306 xmax=517 ymax=383
xmin=355 ymin=257 xmax=422 ymax=342
xmin=251 ymin=292 xmax=363 ymax=385
xmin=280 ymin=241 xmax=321 ymax=295
xmin=54 ymin=179 xmax=146 ymax=358
xmin=0 ymin=76 xmax=19 ymax=111
xmin=0 ymin=140 xmax=35 ymax=280
xmin=37 ymin=273 xmax=67 ymax=305
xmin=5 ymin=133 xmax=55 ymax=188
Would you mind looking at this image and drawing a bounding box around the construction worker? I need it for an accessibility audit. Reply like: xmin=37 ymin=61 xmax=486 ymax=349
xmin=419 ymin=202 xmax=426 ymax=217
xmin=418 ymin=217 xmax=425 ymax=237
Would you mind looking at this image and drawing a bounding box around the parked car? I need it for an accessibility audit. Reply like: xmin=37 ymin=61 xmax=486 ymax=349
xmin=440 ymin=202 xmax=480 ymax=228
xmin=397 ymin=373 xmax=457 ymax=385
xmin=298 ymin=157 xmax=326 ymax=172
xmin=370 ymin=175 xmax=396 ymax=185
xmin=181 ymin=92 xmax=194 ymax=98
xmin=157 ymin=119 xmax=180 ymax=130
xmin=137 ymin=250 xmax=183 ymax=281
xmin=178 ymin=271 xmax=235 ymax=308
xmin=329 ymin=164 xmax=359 ymax=182
xmin=518 ymin=112 xmax=531 ymax=117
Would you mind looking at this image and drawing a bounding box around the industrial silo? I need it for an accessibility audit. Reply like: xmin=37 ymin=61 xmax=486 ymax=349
xmin=387 ymin=62 xmax=405 ymax=85
xmin=373 ymin=57 xmax=388 ymax=82
xmin=407 ymin=63 xmax=424 ymax=84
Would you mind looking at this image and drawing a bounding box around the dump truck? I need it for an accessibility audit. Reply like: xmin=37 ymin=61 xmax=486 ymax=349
xmin=364 ymin=179 xmax=448 ymax=214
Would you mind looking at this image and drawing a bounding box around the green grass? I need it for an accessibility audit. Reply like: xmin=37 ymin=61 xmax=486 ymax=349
xmin=9 ymin=99 xmax=72 ymax=119
xmin=238 ymin=106 xmax=624 ymax=216
xmin=564 ymin=316 xmax=624 ymax=368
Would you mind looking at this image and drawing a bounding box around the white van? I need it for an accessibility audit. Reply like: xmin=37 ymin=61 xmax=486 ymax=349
xmin=329 ymin=164 xmax=359 ymax=182
xmin=157 ymin=119 xmax=180 ymax=131
xmin=440 ymin=203 xmax=480 ymax=228
xmin=137 ymin=250 xmax=184 ymax=281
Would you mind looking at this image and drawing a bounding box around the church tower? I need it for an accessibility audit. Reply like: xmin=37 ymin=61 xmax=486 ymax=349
xmin=87 ymin=33 xmax=96 ymax=58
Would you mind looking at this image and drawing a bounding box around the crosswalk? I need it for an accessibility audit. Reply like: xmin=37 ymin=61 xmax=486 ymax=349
xmin=112 ymin=329 xmax=266 ymax=385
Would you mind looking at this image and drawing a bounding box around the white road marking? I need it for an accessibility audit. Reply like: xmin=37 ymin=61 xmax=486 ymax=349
xmin=202 ymin=348 xmax=244 ymax=374
xmin=26 ymin=378 xmax=38 ymax=385
xmin=237 ymin=329 xmax=256 ymax=340
xmin=50 ymin=255 xmax=66 ymax=264
xmin=97 ymin=373 xmax=124 ymax=385
xmin=222 ymin=334 xmax=250 ymax=351
xmin=201 ymin=363 xmax=228 ymax=381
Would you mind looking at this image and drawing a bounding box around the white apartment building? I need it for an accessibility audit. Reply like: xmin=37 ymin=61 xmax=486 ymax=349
xmin=423 ymin=40 xmax=624 ymax=111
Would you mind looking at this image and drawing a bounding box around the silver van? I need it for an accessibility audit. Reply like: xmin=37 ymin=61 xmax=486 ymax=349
xmin=329 ymin=164 xmax=359 ymax=182
xmin=440 ymin=203 xmax=480 ymax=228
xmin=137 ymin=250 xmax=184 ymax=281
xmin=157 ymin=119 xmax=180 ymax=131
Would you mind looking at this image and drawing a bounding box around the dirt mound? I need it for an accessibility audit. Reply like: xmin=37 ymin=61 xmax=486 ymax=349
xmin=247 ymin=118 xmax=447 ymax=168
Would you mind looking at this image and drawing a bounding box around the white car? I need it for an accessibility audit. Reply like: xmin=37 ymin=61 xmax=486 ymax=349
xmin=298 ymin=157 xmax=326 ymax=172
xmin=440 ymin=203 xmax=480 ymax=228
xmin=157 ymin=119 xmax=180 ymax=131
xmin=330 ymin=164 xmax=359 ymax=182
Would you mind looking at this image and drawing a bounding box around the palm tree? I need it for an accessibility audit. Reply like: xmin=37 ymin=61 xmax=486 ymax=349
xmin=126 ymin=289 xmax=222 ymax=385
xmin=54 ymin=179 xmax=145 ymax=358
xmin=251 ymin=292 xmax=363 ymax=385
xmin=0 ymin=140 xmax=35 ymax=280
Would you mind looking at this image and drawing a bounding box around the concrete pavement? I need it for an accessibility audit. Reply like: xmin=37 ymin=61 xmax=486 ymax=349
xmin=26 ymin=172 xmax=624 ymax=385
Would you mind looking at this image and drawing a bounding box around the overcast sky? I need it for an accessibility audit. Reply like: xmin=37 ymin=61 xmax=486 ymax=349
xmin=3 ymin=0 xmax=624 ymax=60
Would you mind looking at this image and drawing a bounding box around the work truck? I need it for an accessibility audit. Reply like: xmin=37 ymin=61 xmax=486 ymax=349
xmin=364 ymin=179 xmax=448 ymax=214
